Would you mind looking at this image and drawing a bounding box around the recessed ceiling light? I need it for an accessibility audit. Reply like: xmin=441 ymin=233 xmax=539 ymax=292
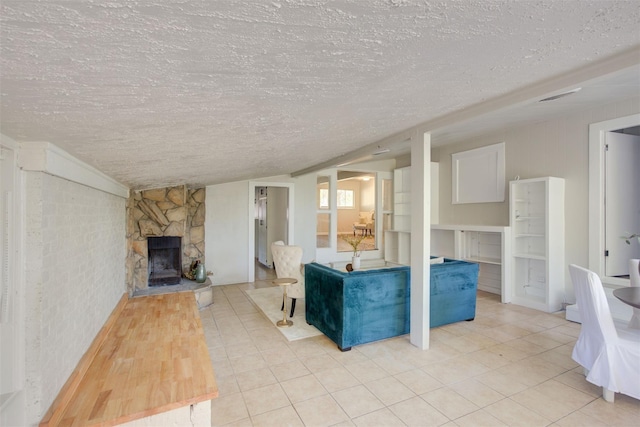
xmin=538 ymin=87 xmax=582 ymax=102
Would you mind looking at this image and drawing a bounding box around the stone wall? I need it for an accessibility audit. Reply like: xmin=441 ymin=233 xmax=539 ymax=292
xmin=126 ymin=185 xmax=205 ymax=293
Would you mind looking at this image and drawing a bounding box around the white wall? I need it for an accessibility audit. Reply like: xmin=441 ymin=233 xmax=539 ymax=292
xmin=24 ymin=171 xmax=126 ymax=425
xmin=205 ymin=181 xmax=250 ymax=285
xmin=433 ymin=97 xmax=640 ymax=302
xmin=205 ymin=161 xmax=396 ymax=285
xmin=205 ymin=174 xmax=316 ymax=285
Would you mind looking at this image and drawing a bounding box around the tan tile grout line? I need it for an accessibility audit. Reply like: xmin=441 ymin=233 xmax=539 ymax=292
xmin=205 ymin=284 xmax=639 ymax=426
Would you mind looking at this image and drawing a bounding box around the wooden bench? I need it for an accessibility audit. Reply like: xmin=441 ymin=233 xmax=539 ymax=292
xmin=40 ymin=292 xmax=218 ymax=426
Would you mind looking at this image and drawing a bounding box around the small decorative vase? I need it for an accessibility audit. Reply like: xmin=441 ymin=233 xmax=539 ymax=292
xmin=352 ymin=256 xmax=361 ymax=270
xmin=195 ymin=263 xmax=207 ymax=283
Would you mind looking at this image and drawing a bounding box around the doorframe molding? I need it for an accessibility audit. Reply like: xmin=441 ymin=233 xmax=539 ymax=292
xmin=589 ymin=113 xmax=640 ymax=286
xmin=247 ymin=181 xmax=294 ymax=281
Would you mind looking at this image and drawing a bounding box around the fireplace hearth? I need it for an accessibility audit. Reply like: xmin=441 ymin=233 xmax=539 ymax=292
xmin=148 ymin=236 xmax=182 ymax=286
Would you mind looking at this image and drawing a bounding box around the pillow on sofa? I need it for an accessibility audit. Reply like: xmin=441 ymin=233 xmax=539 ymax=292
xmin=430 ymin=256 xmax=445 ymax=264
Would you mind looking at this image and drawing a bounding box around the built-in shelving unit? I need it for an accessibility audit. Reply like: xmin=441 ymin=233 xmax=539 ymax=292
xmin=393 ymin=166 xmax=412 ymax=232
xmin=509 ymin=177 xmax=565 ymax=312
xmin=381 ymin=163 xmax=438 ymax=266
xmin=431 ymin=225 xmax=511 ymax=301
xmin=385 ymin=166 xmax=411 ymax=265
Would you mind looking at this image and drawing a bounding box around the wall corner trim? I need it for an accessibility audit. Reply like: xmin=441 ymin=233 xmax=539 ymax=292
xmin=17 ymin=141 xmax=129 ymax=198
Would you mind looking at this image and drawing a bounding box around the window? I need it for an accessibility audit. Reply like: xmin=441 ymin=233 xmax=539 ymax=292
xmin=319 ymin=188 xmax=329 ymax=208
xmin=319 ymin=186 xmax=354 ymax=208
xmin=337 ymin=189 xmax=354 ymax=208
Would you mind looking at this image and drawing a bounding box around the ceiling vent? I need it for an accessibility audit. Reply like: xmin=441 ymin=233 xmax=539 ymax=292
xmin=538 ymin=87 xmax=582 ymax=102
xmin=372 ymin=148 xmax=391 ymax=155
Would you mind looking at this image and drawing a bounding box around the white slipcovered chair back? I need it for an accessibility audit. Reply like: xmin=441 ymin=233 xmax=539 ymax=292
xmin=570 ymin=265 xmax=618 ymax=365
xmin=271 ymin=241 xmax=305 ymax=299
xmin=569 ymin=264 xmax=640 ymax=402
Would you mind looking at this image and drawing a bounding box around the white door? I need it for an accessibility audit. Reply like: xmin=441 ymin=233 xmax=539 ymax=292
xmin=257 ymin=188 xmax=268 ymax=265
xmin=266 ymin=187 xmax=289 ymax=266
xmin=605 ymin=131 xmax=640 ymax=277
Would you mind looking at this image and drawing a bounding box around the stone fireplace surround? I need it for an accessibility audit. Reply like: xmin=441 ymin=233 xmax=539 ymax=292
xmin=126 ymin=185 xmax=205 ymax=294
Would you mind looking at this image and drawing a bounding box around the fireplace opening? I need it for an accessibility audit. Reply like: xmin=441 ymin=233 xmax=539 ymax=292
xmin=148 ymin=236 xmax=182 ymax=286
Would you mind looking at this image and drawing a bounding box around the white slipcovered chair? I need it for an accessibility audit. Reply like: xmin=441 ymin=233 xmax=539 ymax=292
xmin=569 ymin=264 xmax=640 ymax=402
xmin=353 ymin=211 xmax=374 ymax=236
xmin=271 ymin=241 xmax=305 ymax=317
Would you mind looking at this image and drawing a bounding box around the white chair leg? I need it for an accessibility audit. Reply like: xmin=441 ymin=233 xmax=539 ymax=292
xmin=603 ymin=387 xmax=615 ymax=402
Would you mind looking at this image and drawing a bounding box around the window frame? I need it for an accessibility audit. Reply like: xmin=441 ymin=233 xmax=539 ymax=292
xmin=336 ymin=189 xmax=355 ymax=208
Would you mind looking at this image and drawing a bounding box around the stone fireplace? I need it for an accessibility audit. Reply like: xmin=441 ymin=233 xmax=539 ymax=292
xmin=125 ymin=185 xmax=205 ymax=294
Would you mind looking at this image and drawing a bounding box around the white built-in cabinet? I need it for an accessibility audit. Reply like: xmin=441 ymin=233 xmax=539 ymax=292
xmin=386 ymin=167 xmax=565 ymax=312
xmin=431 ymin=225 xmax=511 ymax=302
xmin=384 ymin=164 xmax=440 ymax=265
xmin=385 ymin=166 xmax=411 ymax=265
xmin=393 ymin=166 xmax=412 ymax=232
xmin=509 ymin=177 xmax=565 ymax=312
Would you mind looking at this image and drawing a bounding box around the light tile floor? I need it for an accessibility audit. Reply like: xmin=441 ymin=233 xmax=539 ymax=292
xmin=202 ymin=265 xmax=640 ymax=426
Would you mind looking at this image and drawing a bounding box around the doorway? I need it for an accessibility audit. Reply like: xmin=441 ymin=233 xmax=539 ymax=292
xmin=255 ymin=186 xmax=289 ymax=269
xmin=604 ymin=130 xmax=640 ymax=277
xmin=335 ymin=171 xmax=376 ymax=253
xmin=589 ymin=114 xmax=640 ymax=285
xmin=0 ymin=140 xmax=26 ymax=426
xmin=248 ymin=182 xmax=294 ymax=282
xmin=314 ymin=170 xmax=390 ymax=264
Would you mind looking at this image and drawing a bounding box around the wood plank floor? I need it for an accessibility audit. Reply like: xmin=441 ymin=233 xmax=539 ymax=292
xmin=58 ymin=292 xmax=218 ymax=426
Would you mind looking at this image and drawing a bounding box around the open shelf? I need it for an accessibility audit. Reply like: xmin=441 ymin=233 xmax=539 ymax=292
xmin=509 ymin=177 xmax=564 ymax=312
xmin=463 ymin=256 xmax=502 ymax=265
xmin=431 ymin=224 xmax=511 ymax=300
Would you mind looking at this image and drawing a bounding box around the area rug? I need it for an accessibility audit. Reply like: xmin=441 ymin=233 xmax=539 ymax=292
xmin=244 ymin=287 xmax=323 ymax=341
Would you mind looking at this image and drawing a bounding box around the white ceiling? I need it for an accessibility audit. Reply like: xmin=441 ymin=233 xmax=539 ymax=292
xmin=1 ymin=0 xmax=639 ymax=190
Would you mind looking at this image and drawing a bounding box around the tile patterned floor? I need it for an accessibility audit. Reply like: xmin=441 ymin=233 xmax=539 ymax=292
xmin=201 ymin=265 xmax=640 ymax=426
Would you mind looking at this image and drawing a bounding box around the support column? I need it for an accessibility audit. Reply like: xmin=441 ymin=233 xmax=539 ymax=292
xmin=410 ymin=132 xmax=431 ymax=349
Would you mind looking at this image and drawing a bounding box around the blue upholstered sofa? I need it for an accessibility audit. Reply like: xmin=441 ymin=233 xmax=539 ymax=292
xmin=305 ymin=259 xmax=479 ymax=351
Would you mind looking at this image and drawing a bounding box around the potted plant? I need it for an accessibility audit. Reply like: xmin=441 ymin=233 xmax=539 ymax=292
xmin=622 ymin=232 xmax=640 ymax=245
xmin=342 ymin=234 xmax=366 ymax=269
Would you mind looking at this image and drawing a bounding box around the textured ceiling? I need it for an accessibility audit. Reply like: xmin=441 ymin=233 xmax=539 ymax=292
xmin=1 ymin=0 xmax=639 ymax=189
